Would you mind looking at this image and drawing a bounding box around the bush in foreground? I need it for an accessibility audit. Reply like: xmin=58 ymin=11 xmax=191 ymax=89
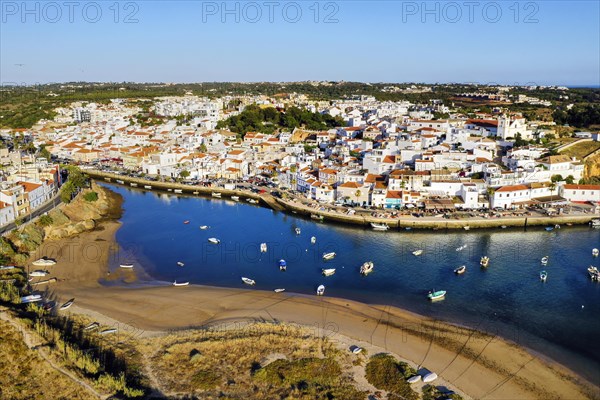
xmin=365 ymin=353 xmax=418 ymax=400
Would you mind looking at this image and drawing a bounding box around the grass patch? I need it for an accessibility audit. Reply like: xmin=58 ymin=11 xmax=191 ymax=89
xmin=559 ymin=140 xmax=600 ymax=160
xmin=365 ymin=353 xmax=418 ymax=400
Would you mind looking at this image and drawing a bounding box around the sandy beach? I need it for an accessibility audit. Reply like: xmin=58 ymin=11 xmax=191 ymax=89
xmin=29 ymin=214 xmax=598 ymax=400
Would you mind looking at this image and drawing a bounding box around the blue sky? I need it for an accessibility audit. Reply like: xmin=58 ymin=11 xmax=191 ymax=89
xmin=1 ymin=1 xmax=599 ymax=85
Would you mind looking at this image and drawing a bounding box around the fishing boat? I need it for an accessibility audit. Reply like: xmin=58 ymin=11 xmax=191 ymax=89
xmin=295 ymin=227 xmax=301 ymax=235
xmin=212 ymin=192 xmax=222 ymax=198
xmin=173 ymin=281 xmax=190 ymax=286
xmin=183 ymin=220 xmax=190 ymax=224
xmin=316 ymin=285 xmax=325 ymax=296
xmin=119 ymin=263 xmax=134 ymax=269
xmin=593 ymin=248 xmax=599 ymax=257
xmin=278 ymin=259 xmax=287 ymax=271
xmin=540 ymin=271 xmax=548 ymax=282
xmin=20 ymin=294 xmax=43 ymax=304
xmin=480 ymin=256 xmax=490 ymax=267
xmin=29 ymin=270 xmax=49 ymax=277
xmin=322 ymin=268 xmax=336 ymax=276
xmin=360 ymin=261 xmax=374 ymax=275
xmin=32 ymin=258 xmax=56 ymax=267
xmin=311 ymin=236 xmax=316 ymax=244
xmin=322 ymin=252 xmax=336 ymax=260
xmin=274 ymin=288 xmax=285 ymax=293
xmin=311 ymin=214 xmax=324 ymax=221
xmin=541 ymin=256 xmax=549 ymax=265
xmin=231 ymin=196 xmax=240 ymax=201
xmin=59 ymin=298 xmax=75 ymax=310
xmin=427 ymin=290 xmax=446 ymax=301
xmin=463 ymin=226 xmax=470 ymax=231
xmin=199 ymin=225 xmax=209 ymax=230
xmin=588 ymin=266 xmax=600 ymax=281
xmin=454 ymin=265 xmax=466 ymax=274
xmin=144 ymin=185 xmax=152 ymax=189
xmin=352 ymin=346 xmax=363 ymax=354
xmin=455 ymin=245 xmax=466 ymax=251
xmin=370 ymin=222 xmax=389 ymax=231
xmin=260 ymin=243 xmax=268 ymax=253
xmin=174 ymin=189 xmax=182 ymax=194
xmin=407 ymin=375 xmax=422 ymax=384
xmin=208 ymin=238 xmax=220 ymax=244
xmin=241 ymin=277 xmax=256 ymax=285
xmin=84 ymin=322 xmax=99 ymax=331
xmin=177 ymin=261 xmax=185 ymax=267
xmin=247 ymin=199 xmax=258 ymax=204
xmin=412 ymin=249 xmax=423 ymax=256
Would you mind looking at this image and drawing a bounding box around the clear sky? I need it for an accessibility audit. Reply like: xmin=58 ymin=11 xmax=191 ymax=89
xmin=1 ymin=1 xmax=599 ymax=85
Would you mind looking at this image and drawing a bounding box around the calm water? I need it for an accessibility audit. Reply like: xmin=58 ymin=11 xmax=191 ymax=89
xmin=105 ymin=184 xmax=600 ymax=385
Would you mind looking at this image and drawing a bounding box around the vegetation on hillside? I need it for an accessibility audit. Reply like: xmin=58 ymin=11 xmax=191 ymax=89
xmin=364 ymin=353 xmax=419 ymax=400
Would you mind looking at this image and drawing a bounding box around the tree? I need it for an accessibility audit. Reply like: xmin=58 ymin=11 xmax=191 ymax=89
xmin=549 ymin=182 xmax=557 ymax=201
xmin=565 ymin=175 xmax=575 ymax=184
xmin=355 ymin=190 xmax=362 ymax=204
xmin=39 ymin=146 xmax=51 ymax=161
xmin=551 ymin=174 xmax=563 ymax=183
xmin=179 ymin=170 xmax=190 ymax=179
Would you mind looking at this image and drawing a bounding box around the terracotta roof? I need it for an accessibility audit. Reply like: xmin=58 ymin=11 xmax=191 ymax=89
xmin=496 ymin=184 xmax=529 ymax=192
xmin=564 ymin=184 xmax=600 ymax=190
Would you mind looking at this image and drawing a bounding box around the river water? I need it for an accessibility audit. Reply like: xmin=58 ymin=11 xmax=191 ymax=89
xmin=104 ymin=184 xmax=600 ymax=385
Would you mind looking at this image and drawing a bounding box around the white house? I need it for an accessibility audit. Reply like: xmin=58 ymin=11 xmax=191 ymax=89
xmin=560 ymin=184 xmax=600 ymax=203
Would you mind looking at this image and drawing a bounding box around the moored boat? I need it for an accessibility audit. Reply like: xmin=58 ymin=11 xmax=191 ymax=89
xmin=322 ymin=268 xmax=336 ymax=276
xmin=20 ymin=294 xmax=43 ymax=304
xmin=407 ymin=375 xmax=422 ymax=384
xmin=100 ymin=328 xmax=117 ymax=335
xmin=412 ymin=249 xmax=423 ymax=256
xmin=455 ymin=245 xmax=466 ymax=251
xmin=231 ymin=196 xmax=240 ymax=201
xmin=360 ymin=261 xmax=374 ymax=275
xmin=422 ymin=372 xmax=438 ymax=383
xmin=174 ymin=189 xmax=182 ymax=194
xmin=278 ymin=259 xmax=287 ymax=271
xmin=29 ymin=270 xmax=49 ymax=277
xmin=480 ymin=256 xmax=490 ymax=267
xmin=454 ymin=265 xmax=466 ymax=274
xmin=593 ymin=248 xmax=599 ymax=257
xmin=199 ymin=225 xmax=209 ymax=230
xmin=311 ymin=236 xmax=316 ymax=244
xmin=241 ymin=277 xmax=256 ymax=285
xmin=463 ymin=226 xmax=470 ymax=231
xmin=311 ymin=214 xmax=324 ymax=221
xmin=588 ymin=266 xmax=600 ymax=281
xmin=260 ymin=243 xmax=268 ymax=253
xmin=316 ymin=284 xmax=325 ymax=296
xmin=427 ymin=290 xmax=446 ymax=301
xmin=322 ymin=252 xmax=336 ymax=260
xmin=144 ymin=185 xmax=152 ymax=189
xmin=370 ymin=222 xmax=389 ymax=231
xmin=212 ymin=192 xmax=222 ymax=198
xmin=183 ymin=220 xmax=190 ymax=224
xmin=177 ymin=261 xmax=185 ymax=267
xmin=32 ymin=258 xmax=56 ymax=267
xmin=119 ymin=263 xmax=134 ymax=269
xmin=247 ymin=199 xmax=258 ymax=204
xmin=59 ymin=298 xmax=75 ymax=310
xmin=173 ymin=280 xmax=190 ymax=286
xmin=541 ymin=256 xmax=549 ymax=265
xmin=208 ymin=238 xmax=220 ymax=244
xmin=274 ymin=288 xmax=285 ymax=293
xmin=84 ymin=322 xmax=99 ymax=331
xmin=540 ymin=271 xmax=548 ymax=282
xmin=545 ymin=226 xmax=554 ymax=231
xmin=295 ymin=227 xmax=301 ymax=235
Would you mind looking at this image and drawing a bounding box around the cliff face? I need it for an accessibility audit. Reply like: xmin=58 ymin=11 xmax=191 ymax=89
xmin=584 ymin=155 xmax=600 ymax=179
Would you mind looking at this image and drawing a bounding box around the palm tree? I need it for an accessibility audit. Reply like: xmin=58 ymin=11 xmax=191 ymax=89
xmin=549 ymin=182 xmax=556 ymax=202
xmin=355 ymin=190 xmax=362 ymax=206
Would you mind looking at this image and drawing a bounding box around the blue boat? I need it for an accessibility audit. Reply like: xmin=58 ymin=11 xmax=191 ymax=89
xmin=545 ymin=227 xmax=554 ymax=232
xmin=278 ymin=259 xmax=287 ymax=271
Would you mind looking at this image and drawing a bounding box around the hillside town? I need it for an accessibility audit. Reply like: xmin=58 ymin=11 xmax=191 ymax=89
xmin=1 ymin=89 xmax=600 ymax=227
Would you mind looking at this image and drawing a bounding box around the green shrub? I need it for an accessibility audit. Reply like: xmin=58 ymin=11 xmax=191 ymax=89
xmin=191 ymin=369 xmax=221 ymax=390
xmin=83 ymin=191 xmax=99 ymax=202
xmin=365 ymin=354 xmax=418 ymax=400
xmin=37 ymin=214 xmax=53 ymax=227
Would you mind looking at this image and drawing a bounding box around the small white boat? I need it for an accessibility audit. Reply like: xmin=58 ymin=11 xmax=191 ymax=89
xmin=316 ymin=284 xmax=325 ymax=296
xmin=540 ymin=271 xmax=548 ymax=282
xmin=428 ymin=290 xmax=446 ymax=301
xmin=588 ymin=266 xmax=600 ymax=281
xmin=278 ymin=259 xmax=287 ymax=271
xmin=360 ymin=261 xmax=374 ymax=275
xmin=208 ymin=238 xmax=220 ymax=244
xmin=212 ymin=192 xmax=222 ymax=198
xmin=84 ymin=322 xmax=99 ymax=331
xmin=177 ymin=261 xmax=185 ymax=267
xmin=463 ymin=226 xmax=470 ymax=231
xmin=422 ymin=372 xmax=438 ymax=383
xmin=260 ymin=243 xmax=268 ymax=253
xmin=274 ymin=288 xmax=285 ymax=293
xmin=541 ymin=256 xmax=549 ymax=265
xmin=480 ymin=256 xmax=490 ymax=267
xmin=32 ymin=258 xmax=56 ymax=267
xmin=295 ymin=227 xmax=301 ymax=235
xmin=100 ymin=328 xmax=117 ymax=335
xmin=0 ymin=265 xmax=17 ymax=271
xmin=119 ymin=263 xmax=134 ymax=269
xmin=59 ymin=298 xmax=75 ymax=310
xmin=352 ymin=346 xmax=363 ymax=354
xmin=322 ymin=268 xmax=336 ymax=276
xmin=370 ymin=222 xmax=389 ymax=231
xmin=199 ymin=225 xmax=209 ymax=230
xmin=454 ymin=265 xmax=466 ymax=274
xmin=20 ymin=294 xmax=43 ymax=304
xmin=116 ymin=179 xmax=124 ymax=184
xmin=241 ymin=277 xmax=256 ymax=285
xmin=455 ymin=245 xmax=466 ymax=251
xmin=183 ymin=220 xmax=190 ymax=224
xmin=231 ymin=196 xmax=240 ymax=201
xmin=144 ymin=185 xmax=152 ymax=189
xmin=412 ymin=250 xmax=423 ymax=256
xmin=593 ymin=248 xmax=599 ymax=257
xmin=173 ymin=281 xmax=190 ymax=286
xmin=407 ymin=375 xmax=422 ymax=384
xmin=311 ymin=236 xmax=316 ymax=244
xmin=174 ymin=189 xmax=182 ymax=194
xmin=247 ymin=199 xmax=258 ymax=204
xmin=29 ymin=270 xmax=49 ymax=277
xmin=322 ymin=252 xmax=336 ymax=260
